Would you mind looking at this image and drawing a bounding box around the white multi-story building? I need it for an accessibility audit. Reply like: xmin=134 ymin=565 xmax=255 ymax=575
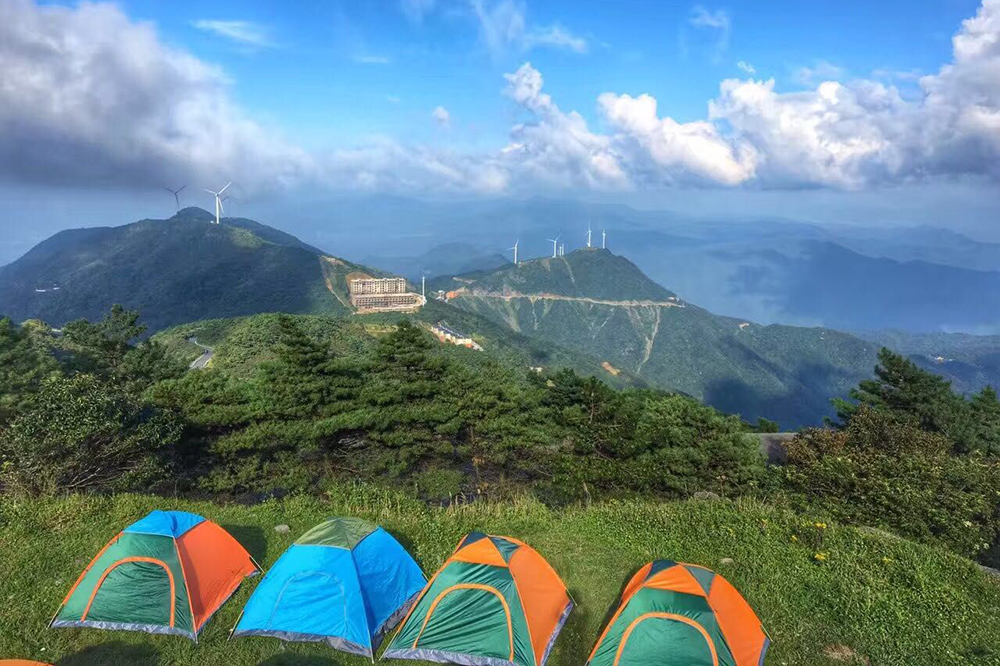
xmin=349 ymin=277 xmax=424 ymax=312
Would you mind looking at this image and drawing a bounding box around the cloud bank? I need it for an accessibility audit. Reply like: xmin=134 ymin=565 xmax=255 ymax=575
xmin=0 ymin=0 xmax=310 ymax=191
xmin=2 ymin=0 xmax=1000 ymax=196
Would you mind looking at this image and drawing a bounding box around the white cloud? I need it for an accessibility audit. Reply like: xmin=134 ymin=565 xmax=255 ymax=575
xmin=501 ymin=63 xmax=629 ymax=189
xmin=737 ymin=60 xmax=756 ymax=75
xmin=687 ymin=5 xmax=730 ymax=61
xmin=690 ymin=5 xmax=730 ymax=30
xmin=400 ymin=0 xmax=437 ymax=23
xmin=792 ymin=60 xmax=845 ymax=86
xmin=192 ymin=19 xmax=274 ymax=48
xmin=523 ymin=24 xmax=588 ymax=53
xmin=353 ymin=54 xmax=391 ymax=65
xmin=467 ymin=0 xmax=589 ymax=56
xmin=3 ymin=0 xmax=1000 ymax=198
xmin=386 ymin=96 xmax=401 ymax=104
xmin=432 ymin=105 xmax=452 ymax=126
xmin=0 ymin=0 xmax=309 ymax=190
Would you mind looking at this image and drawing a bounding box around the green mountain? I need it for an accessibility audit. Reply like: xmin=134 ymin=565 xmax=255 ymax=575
xmin=0 ymin=207 xmax=371 ymax=332
xmin=430 ymin=248 xmax=881 ymax=427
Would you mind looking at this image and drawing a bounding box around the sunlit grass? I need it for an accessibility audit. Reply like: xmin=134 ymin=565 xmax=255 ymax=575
xmin=2 ymin=483 xmax=999 ymax=665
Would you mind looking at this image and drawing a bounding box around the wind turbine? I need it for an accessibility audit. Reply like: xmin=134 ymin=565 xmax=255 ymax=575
xmin=602 ymin=229 xmax=607 ymax=249
xmin=586 ymin=222 xmax=592 ymax=248
xmin=203 ymin=181 xmax=231 ymax=224
xmin=508 ymin=238 xmax=519 ymax=266
xmin=559 ymin=242 xmax=565 ymax=257
xmin=163 ymin=185 xmax=186 ymax=212
xmin=547 ymin=235 xmax=560 ymax=259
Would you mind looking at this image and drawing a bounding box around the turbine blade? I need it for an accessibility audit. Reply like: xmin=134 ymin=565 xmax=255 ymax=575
xmin=177 ymin=185 xmax=186 ymax=194
xmin=203 ymin=188 xmax=216 ymax=195
xmin=219 ymin=181 xmax=232 ymax=195
xmin=218 ymin=198 xmax=226 ymax=214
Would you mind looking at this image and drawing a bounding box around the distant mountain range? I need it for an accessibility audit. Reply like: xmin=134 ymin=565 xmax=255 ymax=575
xmin=4 ymin=205 xmax=997 ymax=427
xmin=363 ymin=242 xmax=510 ymax=281
xmin=276 ymin=196 xmax=1000 ymax=334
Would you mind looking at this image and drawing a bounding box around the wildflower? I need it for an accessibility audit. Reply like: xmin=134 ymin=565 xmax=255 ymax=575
xmin=963 ymin=520 xmax=974 ymax=528
xmin=790 ymin=535 xmax=798 ymax=543
xmin=814 ymin=522 xmax=828 ymax=530
xmin=813 ymin=552 xmax=828 ymax=562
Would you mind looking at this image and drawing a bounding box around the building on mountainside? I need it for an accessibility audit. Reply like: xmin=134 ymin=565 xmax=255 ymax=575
xmin=350 ymin=277 xmax=407 ymax=295
xmin=349 ymin=277 xmax=425 ymax=313
xmin=431 ymin=322 xmax=483 ymax=351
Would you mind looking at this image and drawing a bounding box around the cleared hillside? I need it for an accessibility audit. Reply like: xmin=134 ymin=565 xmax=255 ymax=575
xmin=2 ymin=488 xmax=998 ymax=665
xmin=431 ymin=249 xmax=880 ymax=427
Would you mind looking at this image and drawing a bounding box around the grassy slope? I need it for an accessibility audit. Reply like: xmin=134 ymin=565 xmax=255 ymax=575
xmin=1 ymin=488 xmax=998 ymax=665
xmin=431 ymin=250 xmax=878 ymax=427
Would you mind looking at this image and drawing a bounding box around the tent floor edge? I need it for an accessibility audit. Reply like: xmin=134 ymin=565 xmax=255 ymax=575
xmin=50 ymin=619 xmax=196 ymax=641
xmin=232 ymin=629 xmax=373 ymax=658
xmin=382 ymin=648 xmax=519 ymax=666
xmin=540 ymin=599 xmax=574 ymax=666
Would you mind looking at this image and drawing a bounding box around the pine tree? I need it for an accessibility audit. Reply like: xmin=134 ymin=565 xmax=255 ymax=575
xmin=970 ymin=386 xmax=1000 ymax=455
xmin=260 ymin=315 xmax=361 ymax=419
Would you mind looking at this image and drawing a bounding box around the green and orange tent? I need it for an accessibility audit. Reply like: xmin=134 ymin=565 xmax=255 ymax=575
xmin=587 ymin=560 xmax=768 ymax=666
xmin=384 ymin=532 xmax=573 ymax=666
xmin=50 ymin=510 xmax=259 ymax=641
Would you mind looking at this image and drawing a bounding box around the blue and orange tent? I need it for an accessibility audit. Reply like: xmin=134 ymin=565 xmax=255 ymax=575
xmin=232 ymin=517 xmax=425 ymax=658
xmin=51 ymin=510 xmax=259 ymax=640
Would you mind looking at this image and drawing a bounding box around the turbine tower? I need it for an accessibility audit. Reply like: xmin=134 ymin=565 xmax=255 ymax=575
xmin=559 ymin=242 xmax=565 ymax=257
xmin=586 ymin=222 xmax=592 ymax=248
xmin=203 ymin=181 xmax=231 ymax=224
xmin=602 ymin=229 xmax=606 ymax=249
xmin=508 ymin=238 xmax=519 ymax=266
xmin=164 ymin=185 xmax=186 ymax=212
xmin=547 ymin=235 xmax=560 ymax=258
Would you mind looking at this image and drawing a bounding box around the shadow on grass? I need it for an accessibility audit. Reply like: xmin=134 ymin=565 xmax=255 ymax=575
xmin=224 ymin=524 xmax=268 ymax=564
xmin=560 ymin=587 xmax=592 ymax=665
xmin=59 ymin=642 xmax=159 ymax=665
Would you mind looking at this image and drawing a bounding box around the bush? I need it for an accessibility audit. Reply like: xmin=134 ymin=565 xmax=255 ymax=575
xmin=780 ymin=406 xmax=1000 ymax=558
xmin=0 ymin=374 xmax=180 ymax=495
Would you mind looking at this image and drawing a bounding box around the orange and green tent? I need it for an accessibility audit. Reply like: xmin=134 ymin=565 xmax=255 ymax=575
xmin=587 ymin=560 xmax=768 ymax=666
xmin=384 ymin=532 xmax=573 ymax=666
xmin=50 ymin=510 xmax=259 ymax=641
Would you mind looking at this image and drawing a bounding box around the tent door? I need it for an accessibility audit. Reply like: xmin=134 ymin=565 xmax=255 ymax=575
xmin=615 ymin=612 xmax=718 ymax=666
xmin=82 ymin=557 xmax=176 ymax=627
xmin=268 ymin=571 xmax=348 ymax=633
xmin=413 ymin=583 xmax=514 ymax=661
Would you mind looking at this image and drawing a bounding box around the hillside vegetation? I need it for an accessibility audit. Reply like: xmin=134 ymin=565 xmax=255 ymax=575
xmin=3 ymin=487 xmax=1000 ymax=666
xmin=432 ymin=249 xmax=880 ymax=427
xmin=0 ymin=208 xmax=358 ymax=332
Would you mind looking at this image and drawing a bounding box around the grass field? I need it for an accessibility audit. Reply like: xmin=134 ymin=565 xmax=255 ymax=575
xmin=2 ymin=484 xmax=999 ymax=665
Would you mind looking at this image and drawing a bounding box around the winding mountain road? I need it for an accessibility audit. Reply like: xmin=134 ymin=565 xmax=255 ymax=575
xmin=186 ymin=337 xmax=213 ymax=370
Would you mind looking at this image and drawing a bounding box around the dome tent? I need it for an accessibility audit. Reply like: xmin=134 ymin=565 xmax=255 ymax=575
xmin=384 ymin=532 xmax=573 ymax=666
xmin=232 ymin=517 xmax=426 ymax=658
xmin=587 ymin=560 xmax=768 ymax=666
xmin=50 ymin=510 xmax=259 ymax=641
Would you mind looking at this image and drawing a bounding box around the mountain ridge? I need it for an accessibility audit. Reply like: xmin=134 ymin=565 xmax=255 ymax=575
xmin=431 ymin=248 xmax=881 ymax=427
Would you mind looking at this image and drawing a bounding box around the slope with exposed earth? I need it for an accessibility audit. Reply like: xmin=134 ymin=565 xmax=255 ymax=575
xmin=431 ymin=249 xmax=881 ymax=427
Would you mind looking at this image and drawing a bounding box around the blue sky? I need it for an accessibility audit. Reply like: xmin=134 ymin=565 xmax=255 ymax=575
xmin=108 ymin=0 xmax=979 ymax=150
xmin=2 ymin=0 xmax=999 ymax=261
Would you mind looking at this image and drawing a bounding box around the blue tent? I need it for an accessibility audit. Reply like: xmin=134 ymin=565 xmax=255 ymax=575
xmin=232 ymin=517 xmax=426 ymax=658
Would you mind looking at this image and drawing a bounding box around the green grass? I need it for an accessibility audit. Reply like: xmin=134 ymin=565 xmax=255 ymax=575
xmin=2 ymin=486 xmax=999 ymax=665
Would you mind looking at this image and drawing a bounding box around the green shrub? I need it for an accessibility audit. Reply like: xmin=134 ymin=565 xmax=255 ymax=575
xmin=780 ymin=406 xmax=1000 ymax=558
xmin=0 ymin=374 xmax=180 ymax=495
